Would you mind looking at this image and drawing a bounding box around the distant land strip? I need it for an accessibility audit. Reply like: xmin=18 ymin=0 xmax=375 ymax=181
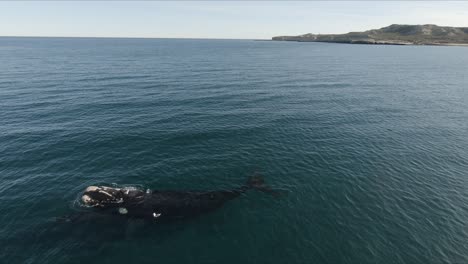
xmin=272 ymin=24 xmax=468 ymax=46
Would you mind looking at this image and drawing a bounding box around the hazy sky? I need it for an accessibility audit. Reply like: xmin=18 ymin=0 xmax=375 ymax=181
xmin=1 ymin=1 xmax=467 ymax=39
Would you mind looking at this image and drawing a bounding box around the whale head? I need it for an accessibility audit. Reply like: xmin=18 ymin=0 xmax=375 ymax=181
xmin=82 ymin=186 xmax=124 ymax=207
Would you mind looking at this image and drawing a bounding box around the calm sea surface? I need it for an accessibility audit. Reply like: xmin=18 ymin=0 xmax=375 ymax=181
xmin=1 ymin=37 xmax=468 ymax=264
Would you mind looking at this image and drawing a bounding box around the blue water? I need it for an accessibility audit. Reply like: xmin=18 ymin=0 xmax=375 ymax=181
xmin=1 ymin=37 xmax=468 ymax=263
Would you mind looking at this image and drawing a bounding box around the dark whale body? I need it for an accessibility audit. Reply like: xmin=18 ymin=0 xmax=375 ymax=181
xmin=80 ymin=175 xmax=276 ymax=221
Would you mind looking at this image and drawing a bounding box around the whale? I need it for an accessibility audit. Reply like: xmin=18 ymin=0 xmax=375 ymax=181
xmin=79 ymin=175 xmax=278 ymax=221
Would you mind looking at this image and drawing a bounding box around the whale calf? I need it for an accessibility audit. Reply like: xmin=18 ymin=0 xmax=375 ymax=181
xmin=80 ymin=175 xmax=277 ymax=221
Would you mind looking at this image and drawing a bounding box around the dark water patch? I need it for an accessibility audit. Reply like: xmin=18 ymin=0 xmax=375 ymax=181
xmin=1 ymin=37 xmax=468 ymax=263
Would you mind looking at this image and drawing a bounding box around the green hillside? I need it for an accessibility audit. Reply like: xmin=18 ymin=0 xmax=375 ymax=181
xmin=272 ymin=24 xmax=468 ymax=45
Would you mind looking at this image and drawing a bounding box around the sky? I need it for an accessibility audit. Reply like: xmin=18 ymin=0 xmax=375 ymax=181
xmin=0 ymin=1 xmax=467 ymax=39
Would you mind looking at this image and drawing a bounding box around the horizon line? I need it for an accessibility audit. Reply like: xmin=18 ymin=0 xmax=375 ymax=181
xmin=0 ymin=35 xmax=270 ymax=41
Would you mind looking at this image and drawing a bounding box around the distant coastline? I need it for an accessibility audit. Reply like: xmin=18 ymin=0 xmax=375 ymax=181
xmin=272 ymin=24 xmax=468 ymax=46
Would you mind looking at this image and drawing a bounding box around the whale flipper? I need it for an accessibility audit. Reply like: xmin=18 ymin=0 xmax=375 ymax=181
xmin=246 ymin=173 xmax=282 ymax=197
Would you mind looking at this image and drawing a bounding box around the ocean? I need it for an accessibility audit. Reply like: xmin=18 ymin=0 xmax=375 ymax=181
xmin=1 ymin=37 xmax=468 ymax=263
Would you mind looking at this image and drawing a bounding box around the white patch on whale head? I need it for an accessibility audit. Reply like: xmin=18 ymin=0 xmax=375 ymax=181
xmin=118 ymin=207 xmax=128 ymax=214
xmin=98 ymin=190 xmax=113 ymax=198
xmin=153 ymin=212 xmax=161 ymax=218
xmin=82 ymin=194 xmax=93 ymax=204
xmin=85 ymin=186 xmax=99 ymax=192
